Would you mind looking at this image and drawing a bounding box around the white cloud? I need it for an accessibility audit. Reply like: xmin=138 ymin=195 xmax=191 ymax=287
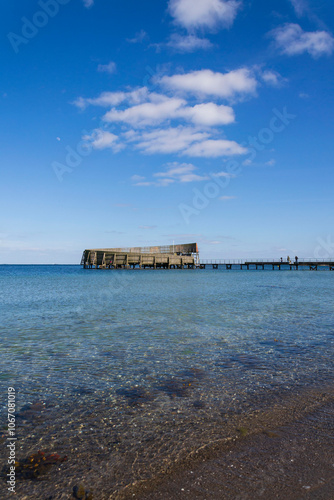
xmin=73 ymin=67 xmax=266 ymax=159
xmin=184 ymin=102 xmax=235 ymax=126
xmin=103 ymin=94 xmax=235 ymax=127
xmin=168 ymin=0 xmax=241 ymax=31
xmin=83 ymin=0 xmax=94 ymax=8
xmin=160 ymin=68 xmax=258 ymax=99
xmin=83 ymin=129 xmax=123 ymax=152
xmin=261 ymin=70 xmax=286 ymax=87
xmin=132 ymin=162 xmax=239 ymax=187
xmin=154 ymin=162 xmax=209 ymax=183
xmin=133 ymin=127 xmax=210 ymax=154
xmin=271 ymin=23 xmax=334 ymax=58
xmin=73 ymin=93 xmax=126 ymax=110
xmin=220 ymin=195 xmax=236 ymax=200
xmin=289 ymin=0 xmax=307 ymax=17
xmin=127 ymin=127 xmax=246 ymax=158
xmin=104 ymin=95 xmax=187 ymax=127
xmin=97 ymin=62 xmax=117 ymax=74
xmin=166 ymin=34 xmax=213 ymax=52
xmin=184 ymin=139 xmax=247 ymax=157
xmin=73 ymin=88 xmax=149 ymax=110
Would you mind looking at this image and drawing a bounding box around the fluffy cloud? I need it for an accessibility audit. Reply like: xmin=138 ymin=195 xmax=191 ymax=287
xmin=165 ymin=34 xmax=213 ymax=52
xmin=184 ymin=139 xmax=247 ymax=157
xmin=185 ymin=102 xmax=235 ymax=125
xmin=271 ymin=23 xmax=334 ymax=58
xmin=104 ymin=96 xmax=186 ymax=126
xmin=73 ymin=88 xmax=149 ymax=110
xmin=132 ymin=162 xmax=238 ymax=187
xmin=83 ymin=129 xmax=123 ymax=152
xmin=261 ymin=70 xmax=286 ymax=87
xmin=289 ymin=0 xmax=307 ymax=17
xmin=125 ymin=126 xmax=247 ymax=157
xmin=168 ymin=0 xmax=241 ymax=31
xmin=160 ymin=68 xmax=258 ymax=99
xmin=154 ymin=162 xmax=209 ymax=182
xmin=97 ymin=62 xmax=117 ymax=74
xmin=133 ymin=162 xmax=209 ymax=186
xmin=131 ymin=127 xmax=210 ymax=154
xmin=103 ymin=94 xmax=235 ymax=127
xmin=75 ymin=66 xmax=274 ymax=158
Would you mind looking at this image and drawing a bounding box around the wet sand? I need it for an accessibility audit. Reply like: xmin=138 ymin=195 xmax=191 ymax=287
xmin=2 ymin=384 xmax=333 ymax=499
xmin=120 ymin=388 xmax=334 ymax=500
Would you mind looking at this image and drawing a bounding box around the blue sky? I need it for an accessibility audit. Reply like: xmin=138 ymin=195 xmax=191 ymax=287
xmin=1 ymin=0 xmax=334 ymax=263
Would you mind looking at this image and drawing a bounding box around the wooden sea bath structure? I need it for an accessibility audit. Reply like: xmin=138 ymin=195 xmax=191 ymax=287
xmin=81 ymin=243 xmax=199 ymax=270
xmin=81 ymin=244 xmax=334 ymax=271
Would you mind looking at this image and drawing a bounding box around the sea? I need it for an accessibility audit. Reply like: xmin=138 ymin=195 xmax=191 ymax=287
xmin=1 ymin=265 xmax=334 ymax=498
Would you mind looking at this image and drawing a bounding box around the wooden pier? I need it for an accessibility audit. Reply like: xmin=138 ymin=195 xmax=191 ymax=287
xmin=198 ymin=260 xmax=334 ymax=271
xmin=81 ymin=244 xmax=334 ymax=271
xmin=81 ymin=243 xmax=199 ymax=270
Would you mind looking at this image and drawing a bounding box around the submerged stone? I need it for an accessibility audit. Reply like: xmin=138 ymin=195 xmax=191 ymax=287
xmin=73 ymin=482 xmax=93 ymax=499
xmin=1 ymin=450 xmax=67 ymax=480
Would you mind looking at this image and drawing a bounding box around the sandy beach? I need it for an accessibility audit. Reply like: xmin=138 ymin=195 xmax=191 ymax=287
xmin=122 ymin=387 xmax=334 ymax=500
xmin=2 ymin=383 xmax=334 ymax=499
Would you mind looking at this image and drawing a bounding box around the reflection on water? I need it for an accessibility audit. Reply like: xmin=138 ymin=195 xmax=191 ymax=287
xmin=0 ymin=266 xmax=334 ymax=497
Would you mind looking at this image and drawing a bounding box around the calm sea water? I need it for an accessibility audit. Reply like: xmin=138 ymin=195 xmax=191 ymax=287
xmin=1 ymin=265 xmax=334 ymax=404
xmin=1 ymin=265 xmax=334 ymax=496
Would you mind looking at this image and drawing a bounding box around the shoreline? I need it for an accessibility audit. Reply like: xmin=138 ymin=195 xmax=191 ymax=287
xmin=127 ymin=398 xmax=334 ymax=499
xmin=119 ymin=384 xmax=334 ymax=499
xmin=2 ymin=382 xmax=334 ymax=499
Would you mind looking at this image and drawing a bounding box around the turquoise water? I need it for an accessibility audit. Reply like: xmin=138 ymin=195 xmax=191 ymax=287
xmin=1 ymin=265 xmax=334 ymax=496
xmin=1 ymin=266 xmax=334 ymax=405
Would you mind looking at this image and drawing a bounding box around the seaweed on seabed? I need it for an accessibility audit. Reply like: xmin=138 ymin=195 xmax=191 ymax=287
xmin=16 ymin=400 xmax=50 ymax=424
xmin=1 ymin=450 xmax=67 ymax=480
xmin=157 ymin=378 xmax=193 ymax=398
xmin=157 ymin=369 xmax=205 ymax=399
xmin=116 ymin=386 xmax=154 ymax=406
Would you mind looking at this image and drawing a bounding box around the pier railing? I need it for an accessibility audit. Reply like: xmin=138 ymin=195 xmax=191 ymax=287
xmin=199 ymin=258 xmax=334 ymax=264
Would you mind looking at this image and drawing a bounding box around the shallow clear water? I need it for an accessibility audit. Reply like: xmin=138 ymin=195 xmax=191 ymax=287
xmin=1 ymin=265 xmax=334 ymax=407
xmin=1 ymin=265 xmax=334 ymax=496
